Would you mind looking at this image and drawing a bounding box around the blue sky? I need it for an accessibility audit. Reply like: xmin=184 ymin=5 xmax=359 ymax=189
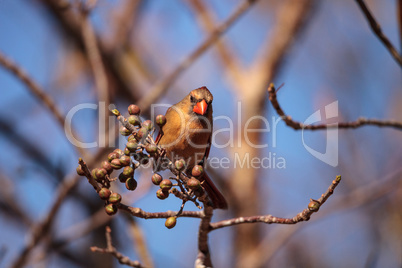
xmin=0 ymin=0 xmax=401 ymax=267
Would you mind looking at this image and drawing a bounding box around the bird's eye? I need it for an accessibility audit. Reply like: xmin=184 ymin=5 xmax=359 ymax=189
xmin=190 ymin=95 xmax=196 ymax=103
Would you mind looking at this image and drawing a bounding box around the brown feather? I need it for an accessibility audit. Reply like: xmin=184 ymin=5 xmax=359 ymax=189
xmin=157 ymin=87 xmax=227 ymax=209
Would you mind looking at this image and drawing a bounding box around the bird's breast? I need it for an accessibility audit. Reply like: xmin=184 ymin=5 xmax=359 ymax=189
xmin=158 ymin=110 xmax=212 ymax=169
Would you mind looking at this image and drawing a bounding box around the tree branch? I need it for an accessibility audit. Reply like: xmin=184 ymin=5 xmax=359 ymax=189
xmin=0 ymin=51 xmax=87 ymax=157
xmin=185 ymin=0 xmax=244 ymax=86
xmin=10 ymin=148 xmax=110 ymax=268
xmin=195 ymin=205 xmax=214 ymax=268
xmin=91 ymin=226 xmax=143 ymax=268
xmin=267 ymin=84 xmax=402 ymax=130
xmin=355 ymin=0 xmax=402 ymax=67
xmin=117 ymin=203 xmax=203 ymax=219
xmin=139 ymin=0 xmax=260 ymax=109
xmin=210 ymin=175 xmax=341 ymax=230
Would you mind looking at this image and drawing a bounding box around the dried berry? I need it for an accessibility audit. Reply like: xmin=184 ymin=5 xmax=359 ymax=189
xmin=119 ymin=173 xmax=128 ymax=183
xmin=142 ymin=120 xmax=153 ymax=131
xmin=174 ymin=159 xmax=186 ymax=171
xmin=95 ymin=168 xmax=107 ymax=181
xmin=114 ymin=149 xmax=123 ymax=156
xmin=105 ymin=204 xmax=118 ymax=215
xmin=119 ymin=155 xmax=131 ymax=166
xmin=187 ymin=178 xmax=201 ymax=190
xmin=101 ymin=161 xmax=113 ymax=174
xmin=91 ymin=168 xmax=98 ymax=180
xmin=155 ymin=114 xmax=166 ymax=127
xmin=123 ymin=166 xmax=134 ymax=177
xmin=99 ymin=188 xmax=111 ymax=200
xmin=128 ymin=115 xmax=141 ymax=126
xmin=145 ymin=144 xmax=158 ymax=154
xmin=165 ymin=216 xmax=177 ymax=229
xmin=128 ymin=134 xmax=136 ymax=142
xmin=76 ymin=165 xmax=85 ymax=176
xmin=108 ymin=152 xmax=120 ymax=162
xmin=151 ymin=173 xmax=163 ymax=185
xmin=156 ymin=189 xmax=169 ymax=200
xmin=111 ymin=159 xmax=122 ymax=169
xmin=160 ymin=179 xmax=172 ymax=191
xmin=125 ymin=178 xmax=138 ymax=191
xmin=126 ymin=140 xmax=138 ymax=152
xmin=308 ymin=200 xmax=320 ymax=212
xmin=191 ymin=165 xmax=204 ymax=177
xmin=128 ymin=104 xmax=141 ymax=115
xmin=119 ymin=126 xmax=131 ymax=136
xmin=109 ymin=192 xmax=122 ymax=204
xmin=136 ymin=127 xmax=148 ymax=140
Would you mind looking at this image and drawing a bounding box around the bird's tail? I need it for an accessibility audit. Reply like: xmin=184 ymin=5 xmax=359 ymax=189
xmin=201 ymin=172 xmax=228 ymax=209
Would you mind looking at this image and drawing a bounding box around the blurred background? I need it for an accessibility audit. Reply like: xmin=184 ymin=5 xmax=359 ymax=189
xmin=0 ymin=0 xmax=401 ymax=267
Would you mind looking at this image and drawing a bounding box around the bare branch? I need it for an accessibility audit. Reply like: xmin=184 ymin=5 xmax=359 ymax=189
xmin=78 ymin=158 xmax=101 ymax=192
xmin=126 ymin=217 xmax=154 ymax=268
xmin=268 ymin=84 xmax=402 ymax=130
xmin=246 ymin=169 xmax=402 ymax=266
xmin=210 ymin=176 xmax=341 ymax=230
xmin=195 ymin=205 xmax=214 ymax=268
xmin=91 ymin=226 xmax=143 ymax=268
xmin=117 ymin=203 xmax=203 ymax=219
xmin=186 ymin=0 xmax=244 ymax=85
xmin=38 ymin=0 xmax=141 ymax=101
xmin=355 ymin=0 xmax=402 ymax=67
xmin=79 ymin=6 xmax=111 ymax=148
xmin=80 ymin=9 xmax=110 ymax=105
xmin=0 ymin=51 xmax=87 ymax=157
xmin=108 ymin=0 xmax=142 ymax=50
xmin=139 ymin=0 xmax=260 ymax=109
xmin=10 ymin=148 xmax=110 ymax=268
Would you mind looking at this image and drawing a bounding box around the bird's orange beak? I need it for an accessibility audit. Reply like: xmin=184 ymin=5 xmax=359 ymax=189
xmin=193 ymin=99 xmax=208 ymax=115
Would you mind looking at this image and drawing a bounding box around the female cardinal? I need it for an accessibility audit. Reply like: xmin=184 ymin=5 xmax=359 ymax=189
xmin=155 ymin=86 xmax=228 ymax=209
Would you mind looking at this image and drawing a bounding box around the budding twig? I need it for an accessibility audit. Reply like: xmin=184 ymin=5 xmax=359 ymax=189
xmin=78 ymin=158 xmax=101 ymax=192
xmin=267 ymin=84 xmax=402 ymax=130
xmin=117 ymin=203 xmax=203 ymax=219
xmin=209 ymin=175 xmax=341 ymax=230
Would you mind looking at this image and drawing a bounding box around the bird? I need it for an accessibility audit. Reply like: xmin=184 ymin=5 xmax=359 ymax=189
xmin=155 ymin=86 xmax=228 ymax=209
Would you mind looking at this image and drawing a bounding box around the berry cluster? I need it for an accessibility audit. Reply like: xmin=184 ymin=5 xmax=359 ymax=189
xmin=76 ymin=104 xmax=209 ymax=228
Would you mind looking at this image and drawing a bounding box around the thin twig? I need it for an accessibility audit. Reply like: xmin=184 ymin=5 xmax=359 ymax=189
xmin=139 ymin=0 xmax=259 ymax=109
xmin=91 ymin=226 xmax=143 ymax=268
xmin=126 ymin=217 xmax=154 ymax=268
xmin=355 ymin=0 xmax=402 ymax=67
xmin=267 ymin=84 xmax=402 ymax=130
xmin=109 ymin=0 xmax=142 ymax=50
xmin=38 ymin=0 xmax=141 ymax=101
xmin=247 ymin=168 xmax=402 ymax=267
xmin=0 ymin=51 xmax=87 ymax=158
xmin=80 ymin=6 xmax=111 ymax=146
xmin=78 ymin=158 xmax=101 ymax=192
xmin=209 ymin=175 xmax=341 ymax=230
xmin=186 ymin=0 xmax=244 ymax=85
xmin=10 ymin=148 xmax=110 ymax=268
xmin=117 ymin=203 xmax=203 ymax=219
